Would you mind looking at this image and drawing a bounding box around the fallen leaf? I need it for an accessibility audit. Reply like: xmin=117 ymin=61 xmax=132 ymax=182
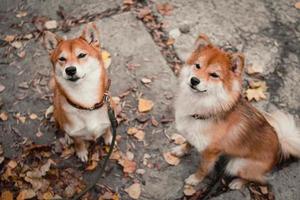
xmin=17 ymin=50 xmax=26 ymax=58
xmin=163 ymin=152 xmax=180 ymax=166
xmin=245 ymin=81 xmax=267 ymax=102
xmin=183 ymin=185 xmax=196 ymax=196
xmin=1 ymin=191 xmax=13 ymax=200
xmin=16 ymin=189 xmax=36 ymax=200
xmin=127 ymin=127 xmax=138 ymax=135
xmin=86 ymin=160 xmax=98 ymax=171
xmin=136 ymin=168 xmax=146 ymax=175
xmin=246 ymin=88 xmax=266 ymax=101
xmin=123 ymin=0 xmax=134 ymax=5
xmin=45 ymin=105 xmax=54 ymax=118
xmin=11 ymin=41 xmax=22 ymax=49
xmin=141 ymin=78 xmax=152 ymax=84
xmin=170 ymin=133 xmax=186 ymax=145
xmin=102 ymin=50 xmax=112 ymax=69
xmin=42 ymin=192 xmax=54 ymax=199
xmin=137 ymin=8 xmax=151 ymax=19
xmin=0 ymin=112 xmax=8 ymax=121
xmin=125 ymin=183 xmax=141 ymax=199
xmin=16 ymin=11 xmax=27 ymax=18
xmin=29 ymin=113 xmax=38 ymax=120
xmin=4 ymin=35 xmax=15 ymax=43
xmin=119 ymin=158 xmax=136 ymax=174
xmin=26 ymin=159 xmax=54 ymax=178
xmin=126 ymin=151 xmax=134 ymax=161
xmin=295 ymin=2 xmax=300 ymax=9
xmin=15 ymin=113 xmax=26 ymax=123
xmin=134 ymin=130 xmax=145 ymax=141
xmin=7 ymin=160 xmax=17 ymax=169
xmin=44 ymin=20 xmax=58 ymax=29
xmin=110 ymin=150 xmax=121 ymax=160
xmin=156 ymin=3 xmax=173 ymax=16
xmin=138 ymin=98 xmax=154 ymax=113
xmin=0 ymin=83 xmax=5 ymax=93
xmin=246 ymin=65 xmax=263 ymax=74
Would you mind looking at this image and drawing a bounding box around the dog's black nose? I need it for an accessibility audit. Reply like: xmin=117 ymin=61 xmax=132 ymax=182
xmin=65 ymin=66 xmax=77 ymax=76
xmin=190 ymin=77 xmax=200 ymax=86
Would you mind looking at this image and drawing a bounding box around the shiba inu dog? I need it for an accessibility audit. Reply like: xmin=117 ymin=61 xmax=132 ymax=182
xmin=173 ymin=34 xmax=300 ymax=189
xmin=43 ymin=23 xmax=114 ymax=162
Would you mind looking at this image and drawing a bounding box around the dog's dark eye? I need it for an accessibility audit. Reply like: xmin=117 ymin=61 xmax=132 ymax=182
xmin=210 ymin=72 xmax=219 ymax=78
xmin=195 ymin=63 xmax=201 ymax=69
xmin=58 ymin=57 xmax=66 ymax=62
xmin=78 ymin=53 xmax=87 ymax=59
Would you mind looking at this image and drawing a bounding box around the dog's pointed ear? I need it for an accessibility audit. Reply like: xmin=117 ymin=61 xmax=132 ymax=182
xmin=230 ymin=53 xmax=245 ymax=76
xmin=194 ymin=34 xmax=211 ymax=50
xmin=81 ymin=22 xmax=100 ymax=48
xmin=43 ymin=31 xmax=62 ymax=53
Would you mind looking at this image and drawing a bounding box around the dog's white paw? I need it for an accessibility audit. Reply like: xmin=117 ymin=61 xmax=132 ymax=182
xmin=64 ymin=134 xmax=73 ymax=145
xmin=171 ymin=145 xmax=185 ymax=157
xmin=185 ymin=174 xmax=202 ymax=186
xmin=229 ymin=178 xmax=246 ymax=190
xmin=76 ymin=149 xmax=88 ymax=162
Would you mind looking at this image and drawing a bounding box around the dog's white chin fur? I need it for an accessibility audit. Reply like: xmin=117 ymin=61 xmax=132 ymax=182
xmin=175 ymin=66 xmax=240 ymax=118
xmin=55 ymin=57 xmax=103 ymax=106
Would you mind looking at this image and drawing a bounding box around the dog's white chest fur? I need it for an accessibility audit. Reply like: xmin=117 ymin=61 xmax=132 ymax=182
xmin=56 ymin=60 xmax=110 ymax=140
xmin=175 ymin=113 xmax=212 ymax=152
xmin=64 ymin=104 xmax=110 ymax=140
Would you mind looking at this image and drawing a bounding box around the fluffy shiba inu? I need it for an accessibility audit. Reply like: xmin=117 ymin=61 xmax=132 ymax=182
xmin=43 ymin=23 xmax=114 ymax=162
xmin=174 ymin=34 xmax=300 ymax=189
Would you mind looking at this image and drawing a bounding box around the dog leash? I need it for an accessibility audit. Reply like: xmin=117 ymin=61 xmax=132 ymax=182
xmin=72 ymin=95 xmax=118 ymax=200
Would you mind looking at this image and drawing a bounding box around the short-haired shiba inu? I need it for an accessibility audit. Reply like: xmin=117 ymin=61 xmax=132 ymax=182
xmin=43 ymin=23 xmax=114 ymax=162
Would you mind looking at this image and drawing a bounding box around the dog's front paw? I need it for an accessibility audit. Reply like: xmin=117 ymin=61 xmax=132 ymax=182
xmin=171 ymin=145 xmax=187 ymax=157
xmin=76 ymin=149 xmax=88 ymax=162
xmin=185 ymin=174 xmax=203 ymax=186
xmin=65 ymin=134 xmax=73 ymax=145
xmin=228 ymin=178 xmax=246 ymax=190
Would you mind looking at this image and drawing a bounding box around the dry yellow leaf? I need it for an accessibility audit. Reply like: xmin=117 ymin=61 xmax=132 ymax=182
xmin=1 ymin=191 xmax=13 ymax=200
xmin=4 ymin=35 xmax=15 ymax=42
xmin=171 ymin=133 xmax=186 ymax=145
xmin=138 ymin=98 xmax=154 ymax=113
xmin=295 ymin=2 xmax=300 ymax=9
xmin=127 ymin=127 xmax=138 ymax=135
xmin=11 ymin=41 xmax=22 ymax=49
xmin=29 ymin=113 xmax=38 ymax=120
xmin=7 ymin=160 xmax=17 ymax=169
xmin=42 ymin=191 xmax=54 ymax=200
xmin=125 ymin=183 xmax=141 ymax=199
xmin=16 ymin=11 xmax=27 ymax=18
xmin=134 ymin=130 xmax=145 ymax=141
xmin=102 ymin=50 xmax=111 ymax=69
xmin=86 ymin=160 xmax=98 ymax=171
xmin=163 ymin=152 xmax=180 ymax=166
xmin=44 ymin=20 xmax=58 ymax=29
xmin=246 ymin=65 xmax=263 ymax=75
xmin=15 ymin=113 xmax=26 ymax=123
xmin=119 ymin=158 xmax=136 ymax=173
xmin=0 ymin=112 xmax=8 ymax=121
xmin=245 ymin=87 xmax=267 ymax=101
xmin=17 ymin=189 xmax=36 ymax=200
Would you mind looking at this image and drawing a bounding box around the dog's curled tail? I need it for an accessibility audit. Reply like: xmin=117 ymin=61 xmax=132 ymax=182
xmin=265 ymin=110 xmax=300 ymax=159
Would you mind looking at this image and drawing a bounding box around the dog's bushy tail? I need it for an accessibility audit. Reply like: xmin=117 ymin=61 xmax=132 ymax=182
xmin=265 ymin=110 xmax=300 ymax=159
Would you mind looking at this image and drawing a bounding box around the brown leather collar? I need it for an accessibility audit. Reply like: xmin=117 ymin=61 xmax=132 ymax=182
xmin=61 ymin=79 xmax=111 ymax=111
xmin=191 ymin=96 xmax=242 ymax=120
xmin=191 ymin=114 xmax=213 ymax=120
